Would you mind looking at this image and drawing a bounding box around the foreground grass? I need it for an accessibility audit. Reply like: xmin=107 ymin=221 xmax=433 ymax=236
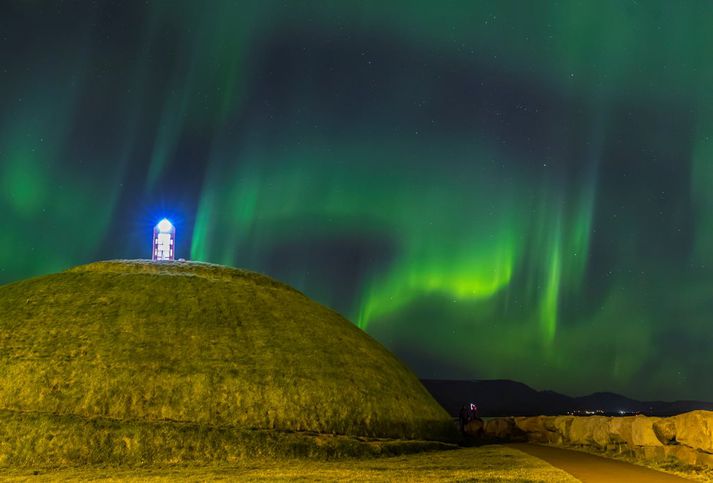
xmin=1 ymin=446 xmax=577 ymax=482
xmin=651 ymin=460 xmax=713 ymax=482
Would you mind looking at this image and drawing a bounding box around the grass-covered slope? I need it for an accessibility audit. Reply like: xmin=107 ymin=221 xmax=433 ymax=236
xmin=0 ymin=260 xmax=457 ymax=465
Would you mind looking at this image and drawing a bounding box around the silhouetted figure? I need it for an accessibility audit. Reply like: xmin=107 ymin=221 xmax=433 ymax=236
xmin=468 ymin=402 xmax=478 ymax=421
xmin=458 ymin=405 xmax=469 ymax=433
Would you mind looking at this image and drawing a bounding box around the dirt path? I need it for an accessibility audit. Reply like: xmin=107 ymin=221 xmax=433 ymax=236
xmin=509 ymin=443 xmax=691 ymax=482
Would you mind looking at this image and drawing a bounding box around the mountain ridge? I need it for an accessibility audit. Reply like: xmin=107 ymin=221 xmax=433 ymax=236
xmin=421 ymin=378 xmax=713 ymax=417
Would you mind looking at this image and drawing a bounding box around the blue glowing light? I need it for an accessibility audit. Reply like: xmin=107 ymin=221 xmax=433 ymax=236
xmin=157 ymin=218 xmax=173 ymax=233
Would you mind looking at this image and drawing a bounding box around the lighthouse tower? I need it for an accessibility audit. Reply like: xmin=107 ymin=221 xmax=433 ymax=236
xmin=152 ymin=218 xmax=175 ymax=261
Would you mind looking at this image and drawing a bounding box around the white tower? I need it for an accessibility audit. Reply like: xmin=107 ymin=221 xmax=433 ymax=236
xmin=152 ymin=218 xmax=175 ymax=261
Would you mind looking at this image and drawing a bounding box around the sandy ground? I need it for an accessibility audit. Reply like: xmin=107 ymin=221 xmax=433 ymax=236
xmin=511 ymin=443 xmax=693 ymax=482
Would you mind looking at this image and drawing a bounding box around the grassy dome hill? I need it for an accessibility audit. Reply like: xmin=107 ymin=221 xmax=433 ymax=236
xmin=0 ymin=260 xmax=457 ymax=466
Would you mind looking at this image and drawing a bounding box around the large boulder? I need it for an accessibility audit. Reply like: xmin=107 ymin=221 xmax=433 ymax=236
xmin=483 ymin=417 xmax=523 ymax=440
xmin=514 ymin=416 xmax=547 ymax=434
xmin=669 ymin=411 xmax=713 ymax=453
xmin=664 ymin=445 xmax=699 ymax=466
xmin=569 ymin=416 xmax=610 ymax=449
xmin=635 ymin=445 xmax=665 ymax=460
xmin=630 ymin=416 xmax=663 ymax=447
xmin=514 ymin=416 xmax=558 ymax=443
xmin=542 ymin=416 xmax=558 ymax=432
xmin=464 ymin=418 xmax=484 ymax=438
xmin=552 ymin=416 xmax=574 ymax=439
xmin=652 ymin=418 xmax=677 ymax=445
xmin=609 ymin=417 xmax=633 ymax=444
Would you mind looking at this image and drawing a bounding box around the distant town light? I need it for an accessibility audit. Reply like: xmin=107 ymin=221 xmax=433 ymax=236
xmin=152 ymin=219 xmax=175 ymax=261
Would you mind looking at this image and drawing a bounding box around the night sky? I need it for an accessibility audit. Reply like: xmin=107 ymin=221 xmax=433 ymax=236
xmin=2 ymin=1 xmax=712 ymax=401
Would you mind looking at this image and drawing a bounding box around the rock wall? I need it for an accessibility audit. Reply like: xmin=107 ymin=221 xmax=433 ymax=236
xmin=471 ymin=410 xmax=713 ymax=468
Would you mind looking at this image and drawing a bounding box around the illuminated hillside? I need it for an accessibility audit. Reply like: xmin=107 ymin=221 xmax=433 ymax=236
xmin=0 ymin=260 xmax=456 ymax=466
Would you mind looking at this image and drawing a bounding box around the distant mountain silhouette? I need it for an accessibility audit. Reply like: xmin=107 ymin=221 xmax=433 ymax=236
xmin=421 ymin=379 xmax=713 ymax=417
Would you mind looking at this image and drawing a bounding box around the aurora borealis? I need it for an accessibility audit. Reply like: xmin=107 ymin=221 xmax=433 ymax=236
xmin=2 ymin=0 xmax=713 ymax=401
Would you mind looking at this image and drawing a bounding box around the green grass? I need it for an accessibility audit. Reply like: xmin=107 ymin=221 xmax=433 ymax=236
xmin=0 ymin=410 xmax=456 ymax=467
xmin=0 ymin=445 xmax=578 ymax=482
xmin=0 ymin=260 xmax=457 ymax=465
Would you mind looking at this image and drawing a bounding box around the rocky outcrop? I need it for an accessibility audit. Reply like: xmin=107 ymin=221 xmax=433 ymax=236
xmin=670 ymin=410 xmax=713 ymax=453
xmin=478 ymin=417 xmax=526 ymax=441
xmin=468 ymin=410 xmax=713 ymax=469
xmin=464 ymin=418 xmax=484 ymax=438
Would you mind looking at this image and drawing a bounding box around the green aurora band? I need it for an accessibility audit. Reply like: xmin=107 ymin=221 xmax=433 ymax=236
xmin=1 ymin=1 xmax=713 ymax=400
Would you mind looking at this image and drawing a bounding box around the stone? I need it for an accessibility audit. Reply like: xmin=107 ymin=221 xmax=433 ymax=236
xmin=464 ymin=418 xmax=484 ymax=438
xmin=606 ymin=443 xmax=629 ymax=455
xmin=568 ymin=417 xmax=592 ymax=445
xmin=664 ymin=445 xmax=699 ymax=465
xmin=514 ymin=416 xmax=546 ymax=434
xmin=545 ymin=430 xmax=563 ymax=445
xmin=696 ymin=451 xmax=713 ymax=467
xmin=542 ymin=416 xmax=558 ymax=432
xmin=553 ymin=416 xmax=574 ymax=439
xmin=609 ymin=417 xmax=633 ymax=444
xmin=483 ymin=418 xmax=517 ymax=439
xmin=640 ymin=445 xmax=666 ymax=460
xmin=652 ymin=418 xmax=677 ymax=444
xmin=630 ymin=416 xmax=663 ymax=447
xmin=670 ymin=411 xmax=713 ymax=453
xmin=591 ymin=417 xmax=611 ymax=449
xmin=507 ymin=416 xmax=563 ymax=444
xmin=568 ymin=416 xmax=609 ymax=448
